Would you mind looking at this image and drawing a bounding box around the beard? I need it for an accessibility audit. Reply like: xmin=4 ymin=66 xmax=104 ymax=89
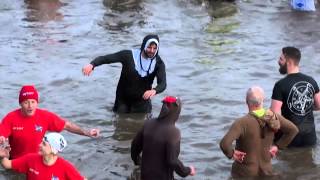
xmin=278 ymin=63 xmax=287 ymax=75
xmin=143 ymin=50 xmax=156 ymax=58
xmin=146 ymin=53 xmax=154 ymax=58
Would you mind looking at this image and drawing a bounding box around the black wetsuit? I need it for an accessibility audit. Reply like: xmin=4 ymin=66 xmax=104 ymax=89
xmin=90 ymin=49 xmax=166 ymax=113
xmin=131 ymin=98 xmax=191 ymax=180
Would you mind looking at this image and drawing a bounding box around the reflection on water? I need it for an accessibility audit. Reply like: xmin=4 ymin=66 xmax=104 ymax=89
xmin=103 ymin=0 xmax=142 ymax=12
xmin=274 ymin=147 xmax=319 ymax=180
xmin=100 ymin=0 xmax=145 ymax=31
xmin=0 ymin=169 xmax=25 ymax=180
xmin=128 ymin=166 xmax=141 ymax=180
xmin=112 ymin=113 xmax=146 ymax=141
xmin=23 ymin=0 xmax=64 ymax=22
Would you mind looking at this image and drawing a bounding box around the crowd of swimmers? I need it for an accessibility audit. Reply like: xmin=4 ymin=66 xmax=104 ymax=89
xmin=0 ymin=34 xmax=319 ymax=180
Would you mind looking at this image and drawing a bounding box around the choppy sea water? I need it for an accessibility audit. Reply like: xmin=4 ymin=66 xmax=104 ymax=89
xmin=0 ymin=0 xmax=320 ymax=179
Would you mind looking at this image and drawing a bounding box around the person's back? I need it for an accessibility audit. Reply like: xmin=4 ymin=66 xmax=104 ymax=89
xmin=271 ymin=46 xmax=320 ymax=147
xmin=141 ymin=118 xmax=178 ymax=179
xmin=273 ymin=73 xmax=318 ymax=146
xmin=131 ymin=96 xmax=194 ymax=180
xmin=221 ymin=86 xmax=298 ymax=178
xmin=275 ymin=73 xmax=317 ymax=124
xmin=223 ymin=113 xmax=275 ymax=177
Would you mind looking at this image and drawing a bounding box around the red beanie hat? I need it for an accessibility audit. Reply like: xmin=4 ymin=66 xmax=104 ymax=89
xmin=19 ymin=85 xmax=39 ymax=103
xmin=162 ymin=96 xmax=177 ymax=104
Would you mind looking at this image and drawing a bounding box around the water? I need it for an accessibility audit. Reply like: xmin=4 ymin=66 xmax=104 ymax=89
xmin=0 ymin=0 xmax=320 ymax=179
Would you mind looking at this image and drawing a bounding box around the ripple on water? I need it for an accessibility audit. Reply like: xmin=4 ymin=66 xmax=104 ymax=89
xmin=2 ymin=0 xmax=320 ymax=179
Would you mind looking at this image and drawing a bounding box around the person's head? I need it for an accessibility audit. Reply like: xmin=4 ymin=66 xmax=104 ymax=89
xmin=158 ymin=96 xmax=181 ymax=123
xmin=246 ymin=86 xmax=264 ymax=111
xmin=40 ymin=132 xmax=67 ymax=156
xmin=140 ymin=34 xmax=159 ymax=59
xmin=278 ymin=46 xmax=301 ymax=74
xmin=19 ymin=85 xmax=39 ymax=117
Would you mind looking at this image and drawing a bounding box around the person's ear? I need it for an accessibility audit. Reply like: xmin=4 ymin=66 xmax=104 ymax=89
xmin=286 ymin=57 xmax=296 ymax=64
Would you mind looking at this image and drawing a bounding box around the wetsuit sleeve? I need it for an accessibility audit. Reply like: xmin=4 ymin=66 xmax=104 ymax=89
xmin=166 ymin=129 xmax=191 ymax=177
xmin=271 ymin=81 xmax=283 ymax=101
xmin=275 ymin=114 xmax=299 ymax=149
xmin=153 ymin=58 xmax=167 ymax=94
xmin=90 ymin=50 xmax=129 ymax=68
xmin=131 ymin=128 xmax=143 ymax=165
xmin=220 ymin=121 xmax=242 ymax=159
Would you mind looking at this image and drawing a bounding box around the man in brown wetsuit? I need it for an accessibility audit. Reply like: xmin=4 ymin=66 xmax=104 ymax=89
xmin=131 ymin=96 xmax=195 ymax=180
xmin=220 ymin=86 xmax=298 ymax=178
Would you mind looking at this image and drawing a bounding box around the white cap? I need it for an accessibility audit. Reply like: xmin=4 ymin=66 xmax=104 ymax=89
xmin=44 ymin=132 xmax=67 ymax=154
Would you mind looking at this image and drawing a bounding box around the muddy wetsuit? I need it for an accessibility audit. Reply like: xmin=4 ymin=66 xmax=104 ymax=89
xmin=131 ymin=98 xmax=191 ymax=180
xmin=220 ymin=109 xmax=298 ymax=178
xmin=272 ymin=73 xmax=319 ymax=147
xmin=90 ymin=35 xmax=166 ymax=113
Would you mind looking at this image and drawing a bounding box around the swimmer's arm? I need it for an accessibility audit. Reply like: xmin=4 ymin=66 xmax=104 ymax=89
xmin=275 ymin=115 xmax=299 ymax=149
xmin=64 ymin=121 xmax=99 ymax=138
xmin=1 ymin=158 xmax=12 ymax=169
xmin=314 ymin=92 xmax=320 ymax=110
xmin=170 ymin=157 xmax=191 ymax=177
xmin=90 ymin=50 xmax=130 ymax=67
xmin=131 ymin=129 xmax=143 ymax=165
xmin=154 ymin=60 xmax=166 ymax=94
xmin=166 ymin=131 xmax=191 ymax=177
xmin=271 ymin=99 xmax=283 ymax=114
xmin=0 ymin=147 xmax=11 ymax=169
xmin=220 ymin=121 xmax=242 ymax=159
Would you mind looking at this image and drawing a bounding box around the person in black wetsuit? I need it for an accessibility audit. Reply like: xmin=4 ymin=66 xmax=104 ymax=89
xmin=271 ymin=46 xmax=320 ymax=147
xmin=131 ymin=96 xmax=195 ymax=180
xmin=82 ymin=34 xmax=166 ymax=113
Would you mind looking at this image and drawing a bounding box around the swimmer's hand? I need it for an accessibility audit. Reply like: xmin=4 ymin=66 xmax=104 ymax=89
xmin=82 ymin=64 xmax=94 ymax=76
xmin=86 ymin=129 xmax=100 ymax=138
xmin=269 ymin=145 xmax=278 ymax=158
xmin=233 ymin=150 xmax=246 ymax=163
xmin=143 ymin=89 xmax=156 ymax=100
xmin=0 ymin=145 xmax=10 ymax=158
xmin=189 ymin=166 xmax=196 ymax=176
xmin=0 ymin=136 xmax=6 ymax=145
